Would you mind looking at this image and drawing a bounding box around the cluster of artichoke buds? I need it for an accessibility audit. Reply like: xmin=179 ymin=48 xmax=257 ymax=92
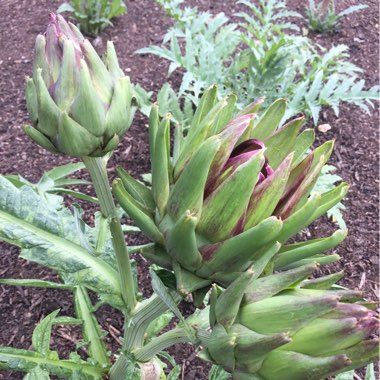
xmin=113 ymin=87 xmax=348 ymax=294
xmin=25 ymin=13 xmax=135 ymax=157
xmin=202 ymin=266 xmax=379 ymax=379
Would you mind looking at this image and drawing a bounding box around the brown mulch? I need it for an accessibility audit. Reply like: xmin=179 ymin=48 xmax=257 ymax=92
xmin=0 ymin=0 xmax=378 ymax=379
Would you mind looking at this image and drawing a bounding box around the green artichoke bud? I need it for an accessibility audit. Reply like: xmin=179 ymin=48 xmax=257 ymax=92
xmin=25 ymin=13 xmax=135 ymax=157
xmin=204 ymin=267 xmax=379 ymax=379
xmin=113 ymin=89 xmax=348 ymax=293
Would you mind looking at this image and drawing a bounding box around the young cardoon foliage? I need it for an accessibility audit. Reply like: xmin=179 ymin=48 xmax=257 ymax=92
xmin=113 ymin=88 xmax=348 ymax=294
xmin=25 ymin=13 xmax=135 ymax=157
xmin=203 ymin=268 xmax=379 ymax=379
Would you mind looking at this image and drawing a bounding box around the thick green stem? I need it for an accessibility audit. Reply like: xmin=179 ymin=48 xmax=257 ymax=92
xmin=82 ymin=156 xmax=136 ymax=312
xmin=109 ymin=354 xmax=162 ymax=380
xmin=110 ymin=293 xmax=182 ymax=378
xmin=133 ymin=329 xmax=190 ymax=362
xmin=95 ymin=214 xmax=108 ymax=256
xmin=110 ymin=217 xmax=137 ymax=312
xmin=133 ymin=327 xmax=211 ymax=363
xmin=82 ymin=156 xmax=115 ymax=218
xmin=197 ymin=328 xmax=212 ymax=347
xmin=123 ymin=293 xmax=182 ymax=351
xmin=109 ymin=353 xmax=130 ymax=380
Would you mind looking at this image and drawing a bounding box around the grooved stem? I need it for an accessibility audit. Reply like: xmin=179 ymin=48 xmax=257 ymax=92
xmin=109 ymin=353 xmax=130 ymax=380
xmin=133 ymin=329 xmax=190 ymax=362
xmin=82 ymin=156 xmax=136 ymax=312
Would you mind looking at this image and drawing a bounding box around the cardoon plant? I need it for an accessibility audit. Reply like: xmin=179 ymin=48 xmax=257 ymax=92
xmin=0 ymin=14 xmax=377 ymax=380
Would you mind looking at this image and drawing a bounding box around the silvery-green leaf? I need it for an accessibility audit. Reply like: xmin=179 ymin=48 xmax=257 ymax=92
xmin=150 ymin=269 xmax=195 ymax=342
xmin=23 ymin=366 xmax=50 ymax=380
xmin=32 ymin=310 xmax=60 ymax=356
xmin=365 ymin=364 xmax=375 ymax=380
xmin=313 ymin=164 xmax=346 ymax=229
xmin=44 ymin=162 xmax=85 ymax=181
xmin=54 ymin=316 xmax=82 ymax=325
xmin=208 ymin=365 xmax=231 ymax=380
xmin=74 ymin=286 xmax=109 ymax=367
xmin=0 ymin=176 xmax=122 ymax=308
xmin=334 ymin=370 xmax=355 ymax=380
xmin=0 ymin=278 xmax=72 ymax=289
xmin=167 ymin=364 xmax=181 ymax=380
xmin=144 ymin=311 xmax=174 ymax=342
xmin=72 ymin=205 xmax=95 ymax=255
xmin=48 ymin=189 xmax=98 ymax=205
xmin=57 ymin=2 xmax=74 ymax=13
xmin=0 ymin=346 xmax=103 ymax=378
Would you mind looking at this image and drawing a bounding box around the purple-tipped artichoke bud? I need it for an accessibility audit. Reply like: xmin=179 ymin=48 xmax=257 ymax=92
xmin=113 ymin=90 xmax=349 ymax=292
xmin=203 ymin=271 xmax=379 ymax=379
xmin=24 ymin=13 xmax=135 ymax=157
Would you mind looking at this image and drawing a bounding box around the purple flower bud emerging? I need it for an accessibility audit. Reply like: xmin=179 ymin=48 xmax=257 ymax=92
xmin=205 ymin=137 xmax=272 ymax=200
xmin=227 ymin=139 xmax=273 ymax=183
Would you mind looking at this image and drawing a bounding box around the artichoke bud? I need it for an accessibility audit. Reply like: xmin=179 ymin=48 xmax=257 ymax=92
xmin=25 ymin=13 xmax=135 ymax=157
xmin=203 ymin=266 xmax=379 ymax=379
xmin=25 ymin=78 xmax=38 ymax=124
xmin=166 ymin=211 xmax=202 ymax=272
xmin=214 ymin=270 xmax=253 ymax=329
xmin=115 ymin=91 xmax=352 ymax=289
xmin=207 ymin=324 xmax=236 ymax=371
xmin=152 ymin=114 xmax=171 ymax=217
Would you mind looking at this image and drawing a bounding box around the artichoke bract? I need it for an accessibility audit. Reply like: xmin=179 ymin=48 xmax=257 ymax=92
xmin=113 ymin=87 xmax=348 ymax=293
xmin=25 ymin=13 xmax=135 ymax=157
xmin=203 ymin=267 xmax=379 ymax=379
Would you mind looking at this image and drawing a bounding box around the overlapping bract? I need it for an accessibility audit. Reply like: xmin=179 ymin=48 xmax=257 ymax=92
xmin=203 ymin=266 xmax=379 ymax=379
xmin=25 ymin=13 xmax=135 ymax=157
xmin=113 ymin=87 xmax=348 ymax=294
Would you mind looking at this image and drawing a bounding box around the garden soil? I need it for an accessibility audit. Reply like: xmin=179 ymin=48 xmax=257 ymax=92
xmin=0 ymin=0 xmax=378 ymax=379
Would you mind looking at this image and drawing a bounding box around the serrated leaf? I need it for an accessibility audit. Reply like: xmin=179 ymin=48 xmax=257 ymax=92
xmin=0 ymin=278 xmax=72 ymax=289
xmin=57 ymin=2 xmax=74 ymax=13
xmin=145 ymin=311 xmax=174 ymax=342
xmin=0 ymin=346 xmax=103 ymax=378
xmin=23 ymin=365 xmax=50 ymax=380
xmin=167 ymin=364 xmax=181 ymax=380
xmin=150 ymin=269 xmax=196 ymax=342
xmin=4 ymin=174 xmax=32 ymax=188
xmin=208 ymin=364 xmax=231 ymax=380
xmin=74 ymin=286 xmax=109 ymax=367
xmin=144 ymin=0 xmax=378 ymax=129
xmin=72 ymin=205 xmax=96 ymax=255
xmin=44 ymin=162 xmax=85 ymax=181
xmin=6 ymin=163 xmax=91 ymax=210
xmin=313 ymin=165 xmax=346 ymax=229
xmin=338 ymin=4 xmax=368 ymax=18
xmin=364 ymin=363 xmax=375 ymax=380
xmin=32 ymin=310 xmax=60 ymax=356
xmin=0 ymin=176 xmax=122 ymax=308
xmin=54 ymin=316 xmax=83 ymax=325
xmin=69 ymin=370 xmax=101 ymax=380
xmin=334 ymin=370 xmax=355 ymax=380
